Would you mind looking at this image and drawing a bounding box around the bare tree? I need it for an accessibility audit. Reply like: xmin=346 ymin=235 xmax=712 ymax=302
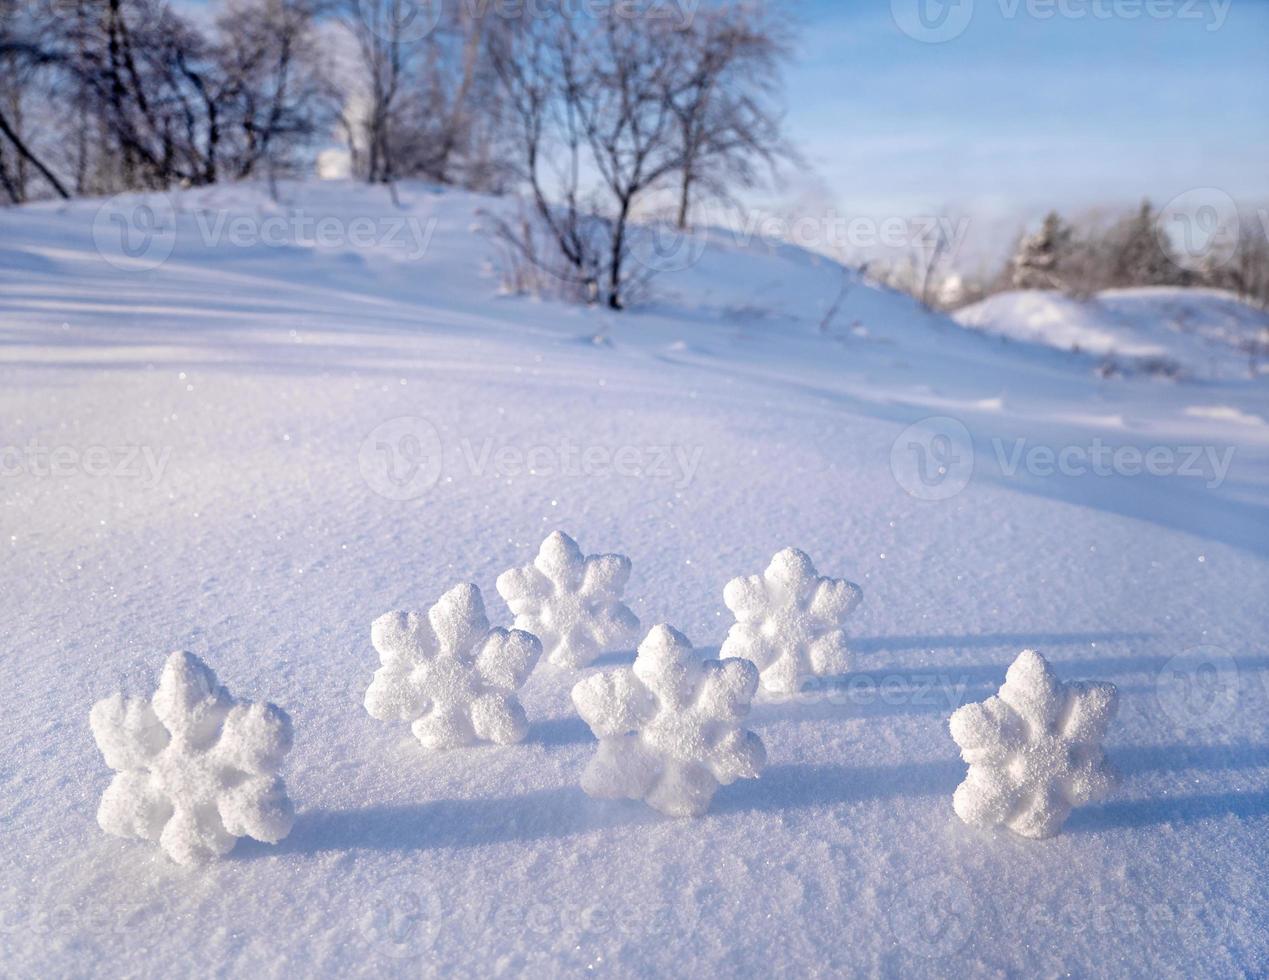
xmin=487 ymin=11 xmax=604 ymax=301
xmin=341 ymin=0 xmax=507 ymax=190
xmin=914 ymin=220 xmax=953 ymax=311
xmin=663 ymin=3 xmax=791 ymax=230
xmin=1200 ymin=213 xmax=1269 ymax=311
xmin=0 ymin=2 xmax=71 ymax=200
xmin=216 ymin=0 xmax=336 ymax=187
xmin=564 ymin=13 xmax=685 ymax=308
xmin=343 ymin=0 xmax=411 ymax=185
xmin=491 ymin=8 xmax=702 ymax=308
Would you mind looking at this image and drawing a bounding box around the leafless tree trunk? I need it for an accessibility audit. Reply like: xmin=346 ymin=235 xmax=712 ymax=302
xmin=0 ymin=103 xmax=70 ymax=199
xmin=664 ymin=4 xmax=791 ymax=230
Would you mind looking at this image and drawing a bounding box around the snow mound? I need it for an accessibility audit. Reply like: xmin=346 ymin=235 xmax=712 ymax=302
xmin=365 ymin=584 xmax=542 ymax=749
xmin=496 ymin=530 xmax=640 ymax=669
xmin=572 ymin=624 xmax=766 ymax=816
xmin=1184 ymin=404 xmax=1266 ymax=426
xmin=720 ymin=547 xmax=863 ymax=695
xmin=89 ymin=651 xmax=294 ymax=866
xmin=4 ymin=178 xmax=1268 ymax=974
xmin=949 ymin=649 xmax=1119 ymax=839
xmin=953 ymin=287 xmax=1269 ymax=380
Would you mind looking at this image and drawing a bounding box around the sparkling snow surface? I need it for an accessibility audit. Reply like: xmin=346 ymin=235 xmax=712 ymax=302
xmin=1 ymin=182 xmax=1266 ymax=976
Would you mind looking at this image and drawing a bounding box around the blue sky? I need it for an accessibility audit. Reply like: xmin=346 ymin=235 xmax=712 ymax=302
xmin=780 ymin=0 xmax=1269 ymax=261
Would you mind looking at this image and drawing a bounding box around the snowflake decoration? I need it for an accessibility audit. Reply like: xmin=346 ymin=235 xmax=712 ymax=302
xmin=89 ymin=651 xmax=294 ymax=866
xmin=365 ymin=583 xmax=542 ymax=749
xmin=571 ymin=624 xmax=766 ymax=817
xmin=720 ymin=547 xmax=863 ymax=695
xmin=496 ymin=531 xmax=640 ymax=669
xmin=949 ymin=649 xmax=1119 ymax=839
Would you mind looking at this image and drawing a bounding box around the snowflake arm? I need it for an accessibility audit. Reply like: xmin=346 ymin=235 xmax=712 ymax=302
xmin=949 ymin=649 xmax=1118 ymax=839
xmin=90 ymin=694 xmax=169 ymax=770
xmin=720 ymin=548 xmax=863 ymax=695
xmin=364 ymin=583 xmax=542 ymax=750
xmin=97 ymin=771 xmax=171 ymax=843
xmin=573 ymin=667 xmax=658 ymax=737
xmin=497 ymin=531 xmax=640 ymax=669
xmin=695 ymin=658 xmax=761 ymax=723
xmin=475 ymin=628 xmax=541 ymax=691
xmin=90 ymin=651 xmax=295 ymax=865
xmin=365 ymin=612 xmax=434 ymax=722
xmin=572 ymin=624 xmax=765 ymax=817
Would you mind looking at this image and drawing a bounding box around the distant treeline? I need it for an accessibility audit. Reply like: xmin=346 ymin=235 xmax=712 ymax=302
xmin=0 ymin=0 xmax=793 ymax=310
xmin=881 ymin=201 xmax=1269 ymax=312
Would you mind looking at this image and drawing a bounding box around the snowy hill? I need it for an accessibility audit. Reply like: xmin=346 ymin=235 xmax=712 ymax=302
xmin=954 ymin=287 xmax=1269 ymax=381
xmin=1 ymin=181 xmax=1267 ymax=977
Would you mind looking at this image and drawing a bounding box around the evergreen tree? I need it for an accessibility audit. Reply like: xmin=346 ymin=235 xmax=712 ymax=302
xmin=1109 ymin=200 xmax=1183 ymax=287
xmin=1011 ymin=211 xmax=1071 ymax=289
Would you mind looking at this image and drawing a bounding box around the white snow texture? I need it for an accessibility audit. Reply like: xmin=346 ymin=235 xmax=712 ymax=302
xmin=950 ymin=649 xmax=1119 ymax=839
xmin=89 ymin=651 xmax=295 ymax=866
xmin=497 ymin=530 xmax=640 ymax=669
xmin=365 ymin=583 xmax=542 ymax=749
xmin=572 ymin=624 xmax=766 ymax=817
xmin=720 ymin=547 xmax=863 ymax=695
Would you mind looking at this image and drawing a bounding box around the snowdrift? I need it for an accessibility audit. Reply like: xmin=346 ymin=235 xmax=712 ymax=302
xmin=954 ymin=287 xmax=1269 ymax=380
xmin=1 ymin=181 xmax=1266 ymax=977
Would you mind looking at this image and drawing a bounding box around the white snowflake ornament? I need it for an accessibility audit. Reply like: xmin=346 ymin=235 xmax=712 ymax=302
xmin=949 ymin=649 xmax=1119 ymax=839
xmin=571 ymin=624 xmax=766 ymax=817
xmin=365 ymin=583 xmax=542 ymax=749
xmin=89 ymin=651 xmax=295 ymax=866
xmin=496 ymin=531 xmax=640 ymax=669
xmin=720 ymin=547 xmax=863 ymax=695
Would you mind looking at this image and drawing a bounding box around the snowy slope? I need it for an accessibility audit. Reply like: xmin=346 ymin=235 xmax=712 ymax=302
xmin=1 ymin=181 xmax=1267 ymax=977
xmin=953 ymin=287 xmax=1269 ymax=381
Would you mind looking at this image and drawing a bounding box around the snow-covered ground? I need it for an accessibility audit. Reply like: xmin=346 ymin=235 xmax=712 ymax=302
xmin=1 ymin=181 xmax=1266 ymax=977
xmin=954 ymin=287 xmax=1269 ymax=381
